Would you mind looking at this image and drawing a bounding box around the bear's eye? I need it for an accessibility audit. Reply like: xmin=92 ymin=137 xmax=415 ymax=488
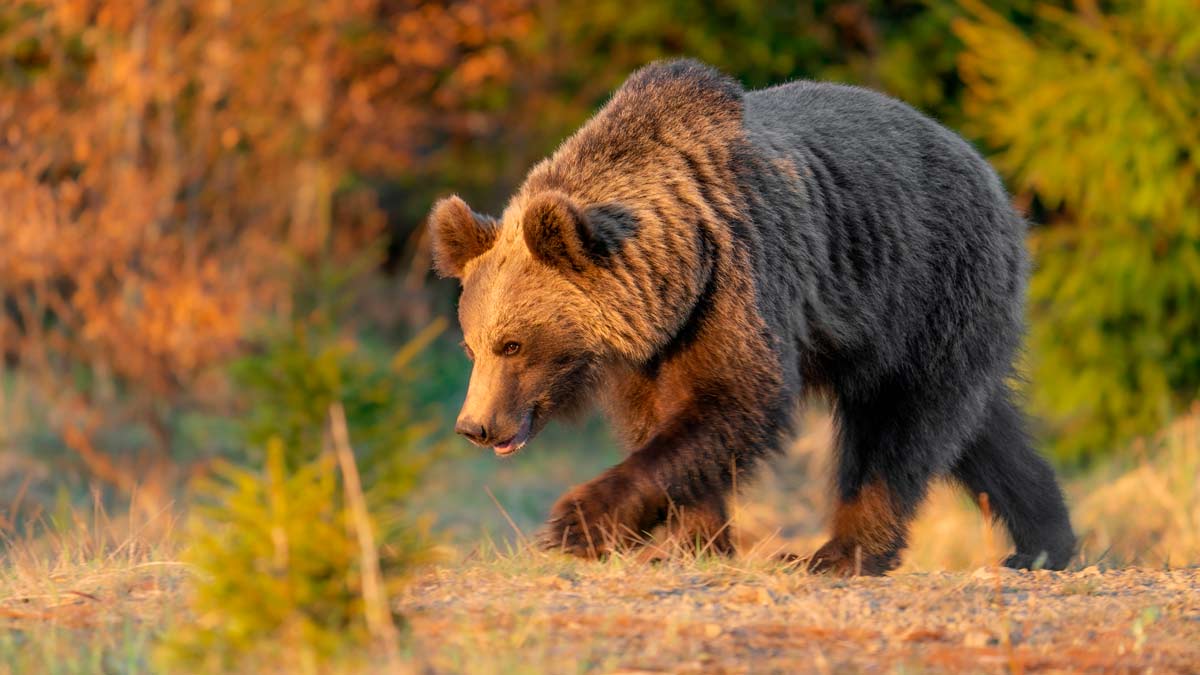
xmin=501 ymin=341 xmax=521 ymax=356
xmin=461 ymin=341 xmax=475 ymax=361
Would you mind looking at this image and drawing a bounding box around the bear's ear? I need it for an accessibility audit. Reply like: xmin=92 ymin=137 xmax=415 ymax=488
xmin=522 ymin=192 xmax=595 ymax=272
xmin=428 ymin=195 xmax=499 ymax=279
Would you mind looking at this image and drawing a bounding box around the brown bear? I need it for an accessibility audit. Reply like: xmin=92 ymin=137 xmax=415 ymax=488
xmin=428 ymin=59 xmax=1076 ymax=574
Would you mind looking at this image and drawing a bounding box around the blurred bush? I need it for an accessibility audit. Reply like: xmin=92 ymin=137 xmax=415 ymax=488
xmin=230 ymin=313 xmax=444 ymax=497
xmin=160 ymin=442 xmax=367 ymax=670
xmin=0 ymin=0 xmax=518 ymax=493
xmin=0 ymin=0 xmax=378 ymax=491
xmin=158 ymin=320 xmax=440 ymax=670
xmin=410 ymin=0 xmax=996 ymax=212
xmin=956 ymin=0 xmax=1200 ymax=462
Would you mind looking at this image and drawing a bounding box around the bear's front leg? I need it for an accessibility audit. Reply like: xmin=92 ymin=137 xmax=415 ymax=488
xmin=539 ymin=464 xmax=667 ymax=558
xmin=540 ymin=471 xmax=734 ymax=559
xmin=538 ymin=399 xmax=775 ymax=559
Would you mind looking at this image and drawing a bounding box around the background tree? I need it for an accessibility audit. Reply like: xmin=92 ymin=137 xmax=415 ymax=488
xmin=956 ymin=0 xmax=1200 ymax=462
xmin=0 ymin=0 xmax=530 ymax=497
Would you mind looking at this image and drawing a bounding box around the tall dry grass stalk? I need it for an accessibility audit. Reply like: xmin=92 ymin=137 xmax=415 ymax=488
xmin=328 ymin=402 xmax=400 ymax=658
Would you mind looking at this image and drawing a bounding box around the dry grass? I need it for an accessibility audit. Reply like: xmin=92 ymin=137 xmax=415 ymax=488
xmin=1 ymin=409 xmax=1198 ymax=673
xmin=1074 ymin=408 xmax=1200 ymax=566
xmin=0 ymin=499 xmax=187 ymax=675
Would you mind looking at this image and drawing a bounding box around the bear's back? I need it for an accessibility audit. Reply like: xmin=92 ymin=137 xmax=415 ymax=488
xmin=741 ymin=79 xmax=1027 ymax=377
xmin=744 ymin=80 xmax=1003 ymax=213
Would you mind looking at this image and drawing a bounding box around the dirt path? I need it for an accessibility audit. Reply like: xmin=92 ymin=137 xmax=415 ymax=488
xmin=399 ymin=562 xmax=1200 ymax=673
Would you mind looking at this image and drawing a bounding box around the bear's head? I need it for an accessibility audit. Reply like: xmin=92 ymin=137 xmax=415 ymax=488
xmin=428 ymin=191 xmax=613 ymax=457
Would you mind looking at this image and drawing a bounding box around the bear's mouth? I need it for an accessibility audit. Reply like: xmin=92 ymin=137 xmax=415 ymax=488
xmin=493 ymin=410 xmax=534 ymax=457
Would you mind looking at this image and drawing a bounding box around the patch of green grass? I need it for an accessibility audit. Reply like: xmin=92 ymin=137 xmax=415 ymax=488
xmin=0 ymin=618 xmax=164 ymax=675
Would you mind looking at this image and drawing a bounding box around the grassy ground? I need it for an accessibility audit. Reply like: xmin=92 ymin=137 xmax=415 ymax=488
xmin=1 ymin=410 xmax=1197 ymax=672
xmin=400 ymin=554 xmax=1200 ymax=673
xmin=4 ymin=534 xmax=1198 ymax=674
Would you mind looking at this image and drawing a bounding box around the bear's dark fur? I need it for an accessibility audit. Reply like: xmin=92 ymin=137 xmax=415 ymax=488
xmin=429 ymin=59 xmax=1076 ymax=573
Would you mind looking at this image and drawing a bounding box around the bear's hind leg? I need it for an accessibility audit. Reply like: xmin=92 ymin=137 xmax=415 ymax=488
xmin=951 ymin=390 xmax=1076 ymax=570
xmin=809 ymin=381 xmax=971 ymax=576
xmin=807 ymin=480 xmax=908 ymax=576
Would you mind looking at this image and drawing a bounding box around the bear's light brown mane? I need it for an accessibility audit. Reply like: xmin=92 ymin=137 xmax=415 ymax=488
xmin=495 ymin=60 xmax=760 ymax=364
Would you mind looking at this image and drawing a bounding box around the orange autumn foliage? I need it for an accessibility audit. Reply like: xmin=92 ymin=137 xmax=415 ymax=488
xmin=0 ymin=0 xmax=535 ymax=486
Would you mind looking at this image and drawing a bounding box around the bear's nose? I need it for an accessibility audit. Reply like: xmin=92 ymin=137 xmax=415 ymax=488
xmin=455 ymin=418 xmax=489 ymax=446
